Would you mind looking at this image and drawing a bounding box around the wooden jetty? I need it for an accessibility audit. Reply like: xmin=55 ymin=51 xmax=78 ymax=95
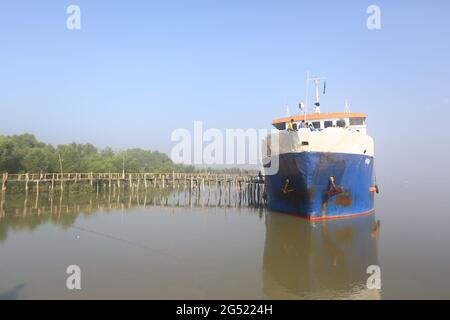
xmin=0 ymin=172 xmax=266 ymax=208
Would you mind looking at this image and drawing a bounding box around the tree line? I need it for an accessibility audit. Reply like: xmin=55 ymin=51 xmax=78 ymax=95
xmin=0 ymin=134 xmax=195 ymax=174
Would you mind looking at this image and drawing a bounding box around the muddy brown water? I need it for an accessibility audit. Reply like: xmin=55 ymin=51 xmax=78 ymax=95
xmin=0 ymin=183 xmax=449 ymax=299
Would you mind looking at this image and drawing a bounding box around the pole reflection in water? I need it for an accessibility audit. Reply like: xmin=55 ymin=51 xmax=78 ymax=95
xmin=263 ymin=212 xmax=381 ymax=299
xmin=0 ymin=185 xmax=264 ymax=244
xmin=1 ymin=185 xmax=381 ymax=299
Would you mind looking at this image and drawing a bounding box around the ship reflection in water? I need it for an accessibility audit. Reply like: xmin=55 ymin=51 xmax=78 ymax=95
xmin=0 ymin=188 xmax=382 ymax=299
xmin=263 ymin=212 xmax=381 ymax=299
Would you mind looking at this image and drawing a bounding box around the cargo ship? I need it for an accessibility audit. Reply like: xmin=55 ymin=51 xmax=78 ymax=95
xmin=262 ymin=75 xmax=378 ymax=220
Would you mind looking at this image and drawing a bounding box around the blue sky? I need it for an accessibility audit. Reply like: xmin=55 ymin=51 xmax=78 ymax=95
xmin=1 ymin=0 xmax=449 ymax=174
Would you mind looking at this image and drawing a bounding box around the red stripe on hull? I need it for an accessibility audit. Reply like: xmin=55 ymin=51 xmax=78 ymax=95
xmin=271 ymin=209 xmax=375 ymax=221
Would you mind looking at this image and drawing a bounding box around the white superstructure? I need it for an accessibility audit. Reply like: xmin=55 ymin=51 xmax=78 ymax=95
xmin=264 ymin=127 xmax=374 ymax=158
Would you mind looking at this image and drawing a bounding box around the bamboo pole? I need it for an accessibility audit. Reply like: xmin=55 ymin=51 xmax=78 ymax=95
xmin=25 ymin=173 xmax=29 ymax=192
xmin=1 ymin=172 xmax=7 ymax=192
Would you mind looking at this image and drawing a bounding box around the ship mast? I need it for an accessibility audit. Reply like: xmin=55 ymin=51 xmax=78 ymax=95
xmin=344 ymin=98 xmax=350 ymax=113
xmin=309 ymin=75 xmax=326 ymax=113
xmin=303 ymin=73 xmax=326 ymax=119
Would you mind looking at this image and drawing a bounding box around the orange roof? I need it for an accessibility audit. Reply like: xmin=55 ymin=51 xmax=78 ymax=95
xmin=272 ymin=112 xmax=366 ymax=125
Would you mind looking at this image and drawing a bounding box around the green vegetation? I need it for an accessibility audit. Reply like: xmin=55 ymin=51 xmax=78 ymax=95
xmin=0 ymin=134 xmax=194 ymax=173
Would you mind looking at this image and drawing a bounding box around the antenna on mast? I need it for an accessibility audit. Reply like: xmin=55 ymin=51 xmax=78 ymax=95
xmin=307 ymin=75 xmax=326 ymax=113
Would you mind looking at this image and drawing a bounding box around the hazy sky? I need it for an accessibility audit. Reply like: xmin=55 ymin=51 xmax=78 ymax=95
xmin=1 ymin=0 xmax=449 ymax=175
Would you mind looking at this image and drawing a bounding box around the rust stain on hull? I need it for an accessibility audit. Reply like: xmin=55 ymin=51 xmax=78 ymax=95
xmin=335 ymin=193 xmax=352 ymax=207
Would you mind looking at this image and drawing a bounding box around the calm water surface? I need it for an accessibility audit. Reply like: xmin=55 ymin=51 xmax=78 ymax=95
xmin=0 ymin=183 xmax=449 ymax=299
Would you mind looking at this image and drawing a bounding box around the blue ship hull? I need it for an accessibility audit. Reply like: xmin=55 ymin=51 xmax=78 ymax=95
xmin=264 ymin=152 xmax=375 ymax=220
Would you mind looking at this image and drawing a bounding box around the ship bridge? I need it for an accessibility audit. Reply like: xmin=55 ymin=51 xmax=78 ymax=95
xmin=272 ymin=112 xmax=367 ymax=134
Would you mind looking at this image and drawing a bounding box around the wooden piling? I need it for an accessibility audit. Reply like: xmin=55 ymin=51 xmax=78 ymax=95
xmin=1 ymin=172 xmax=7 ymax=192
xmin=0 ymin=172 xmax=266 ymax=208
xmin=25 ymin=173 xmax=29 ymax=192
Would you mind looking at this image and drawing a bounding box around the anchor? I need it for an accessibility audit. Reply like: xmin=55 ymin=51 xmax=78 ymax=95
xmin=281 ymin=178 xmax=294 ymax=195
xmin=326 ymin=176 xmax=343 ymax=197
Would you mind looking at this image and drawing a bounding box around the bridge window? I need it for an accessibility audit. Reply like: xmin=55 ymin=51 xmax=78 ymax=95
xmin=312 ymin=121 xmax=321 ymax=129
xmin=324 ymin=120 xmax=333 ymax=128
xmin=350 ymin=117 xmax=365 ymax=126
xmin=336 ymin=119 xmax=346 ymax=128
